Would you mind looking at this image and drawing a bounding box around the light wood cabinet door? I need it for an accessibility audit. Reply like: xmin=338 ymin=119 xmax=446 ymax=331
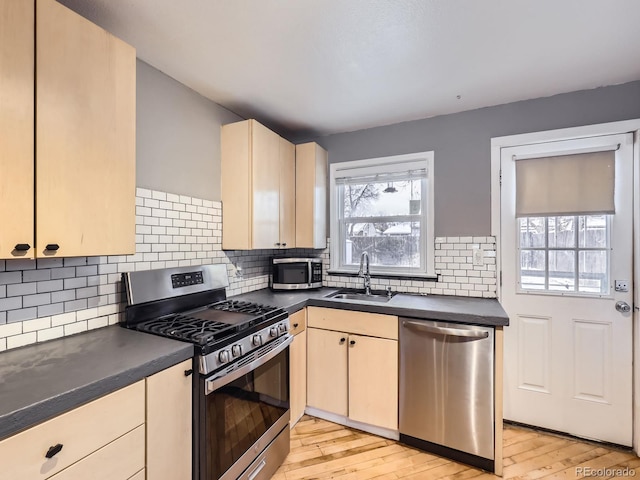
xmin=36 ymin=0 xmax=135 ymax=257
xmin=251 ymin=121 xmax=280 ymax=249
xmin=279 ymin=137 xmax=296 ymax=248
xmin=0 ymin=0 xmax=34 ymax=259
xmin=295 ymin=142 xmax=327 ymax=249
xmin=307 ymin=327 xmax=348 ymax=416
xmin=290 ymin=328 xmax=307 ymax=426
xmin=146 ymin=359 xmax=193 ymax=480
xmin=348 ymin=334 xmax=398 ymax=430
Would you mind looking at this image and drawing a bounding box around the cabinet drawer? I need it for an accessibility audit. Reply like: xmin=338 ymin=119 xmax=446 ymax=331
xmin=0 ymin=380 xmax=145 ymax=480
xmin=307 ymin=307 xmax=398 ymax=340
xmin=289 ymin=308 xmax=307 ymax=335
xmin=49 ymin=425 xmax=144 ymax=480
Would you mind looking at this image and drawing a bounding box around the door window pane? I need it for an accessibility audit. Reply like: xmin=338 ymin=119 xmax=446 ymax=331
xmin=548 ymin=250 xmax=575 ymax=291
xmin=519 ymin=217 xmax=546 ymax=248
xmin=579 ymin=215 xmax=607 ymax=248
xmin=520 ymin=250 xmax=546 ymax=290
xmin=548 ymin=216 xmax=575 ymax=248
xmin=579 ymin=251 xmax=608 ymax=294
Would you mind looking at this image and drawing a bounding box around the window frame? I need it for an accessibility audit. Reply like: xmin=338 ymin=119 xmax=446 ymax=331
xmin=329 ymin=151 xmax=435 ymax=277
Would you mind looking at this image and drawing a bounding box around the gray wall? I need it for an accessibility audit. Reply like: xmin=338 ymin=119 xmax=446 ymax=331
xmin=136 ymin=60 xmax=243 ymax=201
xmin=305 ymin=81 xmax=640 ymax=237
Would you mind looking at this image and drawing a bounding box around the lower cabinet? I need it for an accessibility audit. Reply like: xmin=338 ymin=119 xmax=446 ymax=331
xmin=289 ymin=308 xmax=307 ymax=426
xmin=0 ymin=360 xmax=193 ymax=480
xmin=306 ymin=307 xmax=398 ymax=434
xmin=146 ymin=358 xmax=193 ymax=480
xmin=0 ymin=381 xmax=145 ymax=480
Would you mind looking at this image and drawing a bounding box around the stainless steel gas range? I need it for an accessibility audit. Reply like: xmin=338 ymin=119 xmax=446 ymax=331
xmin=122 ymin=264 xmax=291 ymax=480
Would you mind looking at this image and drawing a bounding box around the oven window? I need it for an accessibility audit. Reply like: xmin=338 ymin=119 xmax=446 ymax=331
xmin=205 ymin=349 xmax=289 ymax=479
xmin=275 ymin=264 xmax=307 ymax=284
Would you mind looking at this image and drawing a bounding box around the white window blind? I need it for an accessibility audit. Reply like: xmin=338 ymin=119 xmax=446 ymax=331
xmin=515 ymin=150 xmax=615 ymax=217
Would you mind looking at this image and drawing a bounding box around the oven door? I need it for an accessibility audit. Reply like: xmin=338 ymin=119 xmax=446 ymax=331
xmin=198 ymin=335 xmax=292 ymax=480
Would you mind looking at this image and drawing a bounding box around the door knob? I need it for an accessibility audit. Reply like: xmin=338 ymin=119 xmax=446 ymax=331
xmin=615 ymin=301 xmax=631 ymax=313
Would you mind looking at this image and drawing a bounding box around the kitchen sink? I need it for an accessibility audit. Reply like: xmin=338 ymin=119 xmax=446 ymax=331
xmin=327 ymin=290 xmax=395 ymax=303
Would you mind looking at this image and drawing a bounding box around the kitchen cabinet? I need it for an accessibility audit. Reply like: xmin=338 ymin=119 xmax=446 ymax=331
xmin=289 ymin=308 xmax=307 ymax=426
xmin=0 ymin=0 xmax=34 ymax=259
xmin=295 ymin=142 xmax=327 ymax=249
xmin=221 ymin=119 xmax=296 ymax=249
xmin=146 ymin=358 xmax=193 ymax=480
xmin=306 ymin=307 xmax=398 ymax=434
xmin=0 ymin=381 xmax=145 ymax=480
xmin=0 ymin=0 xmax=136 ymax=259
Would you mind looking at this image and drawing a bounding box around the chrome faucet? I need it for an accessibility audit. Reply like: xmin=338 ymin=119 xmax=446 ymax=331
xmin=358 ymin=251 xmax=371 ymax=295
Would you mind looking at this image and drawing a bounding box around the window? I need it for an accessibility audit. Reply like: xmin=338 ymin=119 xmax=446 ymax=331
xmin=518 ymin=215 xmax=610 ymax=294
xmin=329 ymin=152 xmax=435 ymax=277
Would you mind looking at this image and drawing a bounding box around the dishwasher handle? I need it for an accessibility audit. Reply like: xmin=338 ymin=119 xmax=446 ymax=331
xmin=402 ymin=320 xmax=489 ymax=339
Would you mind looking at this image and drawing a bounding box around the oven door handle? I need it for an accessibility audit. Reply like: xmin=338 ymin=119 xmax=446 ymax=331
xmin=205 ymin=335 xmax=293 ymax=394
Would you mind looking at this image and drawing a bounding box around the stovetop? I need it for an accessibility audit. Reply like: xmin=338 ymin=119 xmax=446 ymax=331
xmin=133 ymin=299 xmax=288 ymax=354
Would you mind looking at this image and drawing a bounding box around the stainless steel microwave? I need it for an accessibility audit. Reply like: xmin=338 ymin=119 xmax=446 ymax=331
xmin=271 ymin=257 xmax=322 ymax=290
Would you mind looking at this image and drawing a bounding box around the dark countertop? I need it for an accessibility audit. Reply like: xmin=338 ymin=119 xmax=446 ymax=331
xmin=233 ymin=288 xmax=509 ymax=326
xmin=0 ymin=325 xmax=193 ymax=440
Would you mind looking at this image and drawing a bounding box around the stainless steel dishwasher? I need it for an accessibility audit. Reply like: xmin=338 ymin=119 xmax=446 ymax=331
xmin=399 ymin=318 xmax=495 ymax=472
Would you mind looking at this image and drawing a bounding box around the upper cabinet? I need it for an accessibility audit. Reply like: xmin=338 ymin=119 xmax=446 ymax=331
xmin=221 ymin=119 xmax=296 ymax=249
xmin=295 ymin=142 xmax=327 ymax=249
xmin=0 ymin=0 xmax=136 ymax=259
xmin=0 ymin=0 xmax=34 ymax=259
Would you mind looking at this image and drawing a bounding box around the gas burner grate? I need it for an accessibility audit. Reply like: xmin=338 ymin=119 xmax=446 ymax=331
xmin=137 ymin=315 xmax=236 ymax=345
xmin=209 ymin=300 xmax=280 ymax=315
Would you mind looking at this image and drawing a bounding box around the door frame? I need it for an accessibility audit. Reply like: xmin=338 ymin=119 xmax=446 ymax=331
xmin=490 ymin=119 xmax=640 ymax=452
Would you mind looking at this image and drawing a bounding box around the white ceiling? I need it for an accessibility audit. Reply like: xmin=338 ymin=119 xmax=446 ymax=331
xmin=57 ymin=0 xmax=640 ymax=138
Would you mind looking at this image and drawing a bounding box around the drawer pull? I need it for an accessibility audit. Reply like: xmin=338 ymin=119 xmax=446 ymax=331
xmin=349 ymin=340 xmax=356 ymax=346
xmin=45 ymin=443 xmax=63 ymax=459
xmin=293 ymin=323 xmax=299 ymax=328
xmin=14 ymin=243 xmax=30 ymax=251
xmin=184 ymin=369 xmax=193 ymax=377
xmin=339 ymin=337 xmax=346 ymax=343
xmin=45 ymin=244 xmax=60 ymax=251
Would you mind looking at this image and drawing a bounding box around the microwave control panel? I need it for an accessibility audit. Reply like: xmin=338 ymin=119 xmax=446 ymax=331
xmin=311 ymin=263 xmax=322 ymax=283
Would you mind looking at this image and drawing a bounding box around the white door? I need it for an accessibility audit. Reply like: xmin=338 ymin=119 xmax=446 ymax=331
xmin=501 ymin=133 xmax=634 ymax=446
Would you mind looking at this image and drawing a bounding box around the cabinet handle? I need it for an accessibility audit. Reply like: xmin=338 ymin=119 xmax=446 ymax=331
xmin=282 ymin=243 xmax=287 ymax=247
xmin=45 ymin=443 xmax=63 ymax=459
xmin=293 ymin=323 xmax=299 ymax=328
xmin=184 ymin=369 xmax=193 ymax=377
xmin=339 ymin=337 xmax=346 ymax=343
xmin=275 ymin=242 xmax=281 ymax=246
xmin=349 ymin=340 xmax=356 ymax=345
xmin=14 ymin=244 xmax=30 ymax=251
xmin=45 ymin=244 xmax=60 ymax=251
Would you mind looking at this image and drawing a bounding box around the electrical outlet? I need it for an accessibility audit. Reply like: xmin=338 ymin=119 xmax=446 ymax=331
xmin=472 ymin=247 xmax=484 ymax=266
xmin=615 ymin=280 xmax=629 ymax=292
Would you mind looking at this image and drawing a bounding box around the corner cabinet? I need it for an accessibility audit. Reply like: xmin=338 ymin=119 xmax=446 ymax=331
xmin=306 ymin=307 xmax=398 ymax=436
xmin=295 ymin=142 xmax=327 ymax=249
xmin=221 ymin=119 xmax=296 ymax=250
xmin=289 ymin=308 xmax=307 ymax=426
xmin=0 ymin=0 xmax=136 ymax=259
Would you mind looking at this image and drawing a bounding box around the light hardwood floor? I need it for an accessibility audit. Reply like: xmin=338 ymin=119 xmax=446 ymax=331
xmin=273 ymin=416 xmax=639 ymax=479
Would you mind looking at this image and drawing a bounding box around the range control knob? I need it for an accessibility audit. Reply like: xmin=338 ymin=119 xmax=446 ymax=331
xmin=231 ymin=345 xmax=242 ymax=357
xmin=218 ymin=350 xmax=231 ymax=364
xmin=252 ymin=334 xmax=263 ymax=347
xmin=278 ymin=324 xmax=287 ymax=334
xmin=269 ymin=327 xmax=278 ymax=338
xmin=231 ymin=345 xmax=243 ymax=358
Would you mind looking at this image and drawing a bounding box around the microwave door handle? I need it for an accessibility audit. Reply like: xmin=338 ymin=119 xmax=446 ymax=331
xmin=308 ymin=261 xmax=312 ymax=286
